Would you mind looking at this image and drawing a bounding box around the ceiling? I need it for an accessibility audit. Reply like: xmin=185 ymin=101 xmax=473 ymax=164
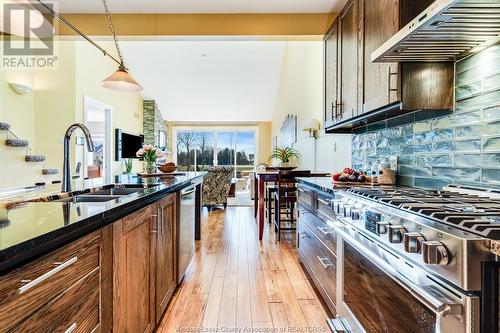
xmin=59 ymin=0 xmax=346 ymax=14
xmin=121 ymin=40 xmax=287 ymax=122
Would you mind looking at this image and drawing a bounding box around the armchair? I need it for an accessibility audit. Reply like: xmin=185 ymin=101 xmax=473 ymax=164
xmin=202 ymin=166 xmax=234 ymax=210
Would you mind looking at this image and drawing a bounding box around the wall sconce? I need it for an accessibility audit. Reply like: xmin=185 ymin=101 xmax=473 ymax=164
xmin=302 ymin=118 xmax=320 ymax=138
xmin=9 ymin=82 xmax=32 ymax=95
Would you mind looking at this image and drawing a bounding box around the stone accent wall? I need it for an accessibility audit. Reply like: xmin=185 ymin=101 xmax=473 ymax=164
xmin=351 ymin=44 xmax=500 ymax=189
xmin=143 ymin=100 xmax=168 ymax=148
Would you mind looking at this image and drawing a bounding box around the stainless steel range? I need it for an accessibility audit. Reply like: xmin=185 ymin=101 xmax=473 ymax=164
xmin=318 ymin=185 xmax=500 ymax=333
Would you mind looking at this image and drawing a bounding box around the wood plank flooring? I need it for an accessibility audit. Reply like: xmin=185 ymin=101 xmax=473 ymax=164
xmin=157 ymin=207 xmax=331 ymax=332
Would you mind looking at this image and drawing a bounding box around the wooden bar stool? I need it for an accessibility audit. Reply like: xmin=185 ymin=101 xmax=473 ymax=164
xmin=272 ymin=170 xmax=310 ymax=241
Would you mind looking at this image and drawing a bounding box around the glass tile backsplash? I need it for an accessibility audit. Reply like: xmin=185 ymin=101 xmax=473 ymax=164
xmin=351 ymin=44 xmax=500 ymax=189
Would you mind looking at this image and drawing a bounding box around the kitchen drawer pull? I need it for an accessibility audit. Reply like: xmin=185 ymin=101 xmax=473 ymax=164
xmin=181 ymin=188 xmax=196 ymax=197
xmin=317 ymin=198 xmax=331 ymax=206
xmin=159 ymin=207 xmax=164 ymax=235
xmin=152 ymin=209 xmax=160 ymax=233
xmin=298 ymin=188 xmax=306 ymax=193
xmin=19 ymin=256 xmax=78 ymax=294
xmin=317 ymin=256 xmax=334 ymax=269
xmin=317 ymin=226 xmax=335 ymax=235
xmin=64 ymin=323 xmax=77 ymax=333
xmin=387 ymin=67 xmax=398 ymax=102
xmin=299 ymin=232 xmax=311 ymax=239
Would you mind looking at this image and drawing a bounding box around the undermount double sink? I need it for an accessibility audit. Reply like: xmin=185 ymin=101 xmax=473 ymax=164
xmin=55 ymin=184 xmax=149 ymax=203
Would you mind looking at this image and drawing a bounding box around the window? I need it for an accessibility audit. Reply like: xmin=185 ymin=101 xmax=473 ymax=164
xmin=174 ymin=129 xmax=257 ymax=178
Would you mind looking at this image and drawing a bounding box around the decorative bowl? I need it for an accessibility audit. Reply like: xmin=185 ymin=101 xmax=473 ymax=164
xmin=158 ymin=164 xmax=178 ymax=173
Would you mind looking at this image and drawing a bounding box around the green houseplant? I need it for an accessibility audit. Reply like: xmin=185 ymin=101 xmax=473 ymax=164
xmin=123 ymin=158 xmax=133 ymax=174
xmin=268 ymin=146 xmax=301 ymax=167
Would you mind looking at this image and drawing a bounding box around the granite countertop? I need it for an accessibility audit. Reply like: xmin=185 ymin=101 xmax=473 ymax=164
xmin=297 ymin=177 xmax=500 ymax=256
xmin=0 ymin=172 xmax=205 ymax=273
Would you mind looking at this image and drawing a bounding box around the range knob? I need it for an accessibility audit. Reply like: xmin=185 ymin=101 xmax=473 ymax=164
xmin=334 ymin=202 xmax=343 ymax=215
xmin=403 ymin=232 xmax=425 ymax=253
xmin=343 ymin=205 xmax=353 ymax=218
xmin=388 ymin=225 xmax=406 ymax=243
xmin=350 ymin=208 xmax=362 ymax=221
xmin=376 ymin=221 xmax=389 ymax=235
xmin=422 ymin=241 xmax=450 ymax=266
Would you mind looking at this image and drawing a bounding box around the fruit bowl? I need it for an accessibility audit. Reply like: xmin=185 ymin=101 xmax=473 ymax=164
xmin=332 ymin=167 xmax=372 ymax=184
xmin=158 ymin=164 xmax=177 ymax=173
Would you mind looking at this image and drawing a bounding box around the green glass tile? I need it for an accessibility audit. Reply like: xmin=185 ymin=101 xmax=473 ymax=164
xmin=414 ymin=177 xmax=450 ymax=190
xmin=415 ymin=155 xmax=432 ymax=167
xmin=432 ymin=167 xmax=455 ymax=180
xmin=482 ymin=153 xmax=500 ymax=167
xmin=455 ymin=80 xmax=483 ymax=100
xmin=483 ymin=137 xmax=500 ymax=152
xmin=483 ymin=105 xmax=500 ymax=122
xmin=456 ymin=89 xmax=500 ymax=112
xmin=484 ymin=73 xmax=500 ymax=91
xmin=482 ymin=121 xmax=500 ymax=136
xmin=398 ymin=155 xmax=413 ymax=165
xmin=432 ymin=154 xmax=453 ymax=167
xmin=433 ymin=141 xmax=453 ymax=153
xmin=413 ymin=119 xmax=432 ymax=133
xmin=397 ymin=176 xmax=414 ymax=187
xmin=455 ymin=125 xmax=482 ymax=139
xmin=483 ymin=169 xmax=500 ymax=185
xmin=456 ymin=44 xmax=500 ymax=74
xmin=399 ymin=165 xmax=432 ymax=177
xmin=454 ymin=139 xmax=482 ymax=152
xmin=454 ymin=154 xmax=481 ymax=167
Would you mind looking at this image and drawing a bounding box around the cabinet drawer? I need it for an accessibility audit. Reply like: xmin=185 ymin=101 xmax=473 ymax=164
xmin=297 ymin=186 xmax=314 ymax=212
xmin=298 ymin=206 xmax=336 ymax=256
xmin=0 ymin=232 xmax=101 ymax=332
xmin=10 ymin=269 xmax=100 ymax=333
xmin=297 ymin=222 xmax=337 ymax=314
xmin=316 ymin=193 xmax=337 ymax=223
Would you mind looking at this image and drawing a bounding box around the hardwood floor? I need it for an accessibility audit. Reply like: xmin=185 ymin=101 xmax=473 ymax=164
xmin=157 ymin=207 xmax=331 ymax=332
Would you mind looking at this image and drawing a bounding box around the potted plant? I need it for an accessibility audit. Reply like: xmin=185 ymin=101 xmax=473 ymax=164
xmin=123 ymin=158 xmax=133 ymax=174
xmin=268 ymin=146 xmax=301 ymax=167
xmin=136 ymin=145 xmax=165 ymax=174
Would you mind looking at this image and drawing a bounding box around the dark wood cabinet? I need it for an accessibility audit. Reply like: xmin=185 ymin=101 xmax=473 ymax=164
xmin=155 ymin=194 xmax=177 ymax=324
xmin=324 ymin=18 xmax=340 ymax=128
xmin=0 ymin=231 xmax=103 ymax=333
xmin=324 ymin=0 xmax=454 ymax=132
xmin=113 ymin=206 xmax=156 ymax=333
xmin=360 ymin=0 xmax=400 ymax=113
xmin=339 ymin=0 xmax=359 ymax=122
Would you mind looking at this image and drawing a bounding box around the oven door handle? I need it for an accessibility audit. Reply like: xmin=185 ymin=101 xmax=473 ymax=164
xmin=333 ymin=224 xmax=463 ymax=318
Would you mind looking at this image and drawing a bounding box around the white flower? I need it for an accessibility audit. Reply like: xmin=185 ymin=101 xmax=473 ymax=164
xmin=144 ymin=144 xmax=153 ymax=152
xmin=136 ymin=148 xmax=144 ymax=157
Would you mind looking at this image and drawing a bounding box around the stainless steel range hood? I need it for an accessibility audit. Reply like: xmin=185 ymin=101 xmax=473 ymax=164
xmin=372 ymin=0 xmax=500 ymax=63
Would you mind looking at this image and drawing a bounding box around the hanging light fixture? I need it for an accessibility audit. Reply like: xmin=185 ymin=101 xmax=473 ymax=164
xmin=100 ymin=0 xmax=142 ymax=92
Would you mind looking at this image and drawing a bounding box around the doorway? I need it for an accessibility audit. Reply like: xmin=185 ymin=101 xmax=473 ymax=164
xmin=83 ymin=96 xmax=113 ymax=180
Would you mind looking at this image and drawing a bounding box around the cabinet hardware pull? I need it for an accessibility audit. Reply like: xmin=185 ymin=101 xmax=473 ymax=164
xmin=317 ymin=198 xmax=331 ymax=206
xmin=387 ymin=67 xmax=398 ymax=102
xmin=317 ymin=256 xmax=334 ymax=269
xmin=153 ymin=208 xmax=160 ymax=233
xmin=317 ymin=226 xmax=335 ymax=235
xmin=160 ymin=207 xmax=164 ymax=235
xmin=299 ymin=232 xmax=310 ymax=239
xmin=18 ymin=256 xmax=78 ymax=294
xmin=181 ymin=187 xmax=195 ymax=197
xmin=63 ymin=323 xmax=77 ymax=333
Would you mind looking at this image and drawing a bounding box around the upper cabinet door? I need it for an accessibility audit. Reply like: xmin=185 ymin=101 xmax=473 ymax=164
xmin=361 ymin=0 xmax=400 ymax=113
xmin=324 ymin=19 xmax=340 ymax=128
xmin=339 ymin=0 xmax=359 ymax=122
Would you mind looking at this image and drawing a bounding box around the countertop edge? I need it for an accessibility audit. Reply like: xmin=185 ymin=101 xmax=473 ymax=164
xmin=0 ymin=174 xmax=203 ymax=274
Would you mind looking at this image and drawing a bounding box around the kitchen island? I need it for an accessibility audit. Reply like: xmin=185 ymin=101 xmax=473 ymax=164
xmin=0 ymin=172 xmax=204 ymax=333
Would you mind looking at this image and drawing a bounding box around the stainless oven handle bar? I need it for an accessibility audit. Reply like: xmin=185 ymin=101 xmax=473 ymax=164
xmin=333 ymin=224 xmax=463 ymax=318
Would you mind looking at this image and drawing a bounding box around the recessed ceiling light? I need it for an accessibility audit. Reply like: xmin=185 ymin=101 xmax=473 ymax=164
xmin=201 ymin=54 xmax=208 ymax=58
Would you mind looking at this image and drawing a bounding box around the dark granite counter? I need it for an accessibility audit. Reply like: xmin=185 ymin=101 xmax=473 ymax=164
xmin=0 ymin=172 xmax=205 ymax=273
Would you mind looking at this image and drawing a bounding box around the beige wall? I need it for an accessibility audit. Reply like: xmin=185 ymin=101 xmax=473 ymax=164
xmin=271 ymin=41 xmax=351 ymax=172
xmin=0 ymin=40 xmax=143 ymax=189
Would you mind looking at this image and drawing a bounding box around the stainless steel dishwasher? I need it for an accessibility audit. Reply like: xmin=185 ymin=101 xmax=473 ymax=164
xmin=178 ymin=185 xmax=196 ymax=283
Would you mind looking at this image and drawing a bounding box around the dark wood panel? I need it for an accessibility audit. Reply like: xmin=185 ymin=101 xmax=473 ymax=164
xmin=155 ymin=194 xmax=178 ymax=324
xmin=401 ymin=62 xmax=454 ymax=111
xmin=400 ymin=0 xmax=436 ymax=27
xmin=10 ymin=269 xmax=100 ymax=333
xmin=324 ymin=18 xmax=340 ymax=127
xmin=361 ymin=0 xmax=400 ymax=113
xmin=100 ymin=225 xmax=113 ymax=333
xmin=339 ymin=0 xmax=358 ymax=121
xmin=113 ymin=209 xmax=156 ymax=333
xmin=0 ymin=232 xmax=100 ymax=332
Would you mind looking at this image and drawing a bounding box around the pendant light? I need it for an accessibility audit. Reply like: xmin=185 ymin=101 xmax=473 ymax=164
xmin=100 ymin=0 xmax=142 ymax=92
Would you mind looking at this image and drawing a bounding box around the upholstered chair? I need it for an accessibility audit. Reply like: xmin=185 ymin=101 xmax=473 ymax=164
xmin=202 ymin=166 xmax=234 ymax=210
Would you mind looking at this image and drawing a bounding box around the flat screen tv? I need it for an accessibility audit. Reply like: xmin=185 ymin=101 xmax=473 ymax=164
xmin=121 ymin=132 xmax=143 ymax=159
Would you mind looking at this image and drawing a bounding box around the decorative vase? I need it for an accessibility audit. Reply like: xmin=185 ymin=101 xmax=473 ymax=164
xmin=280 ymin=161 xmax=290 ymax=167
xmin=144 ymin=160 xmax=157 ymax=174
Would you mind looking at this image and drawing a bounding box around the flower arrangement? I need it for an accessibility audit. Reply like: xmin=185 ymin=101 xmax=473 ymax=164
xmin=136 ymin=145 xmax=165 ymax=173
